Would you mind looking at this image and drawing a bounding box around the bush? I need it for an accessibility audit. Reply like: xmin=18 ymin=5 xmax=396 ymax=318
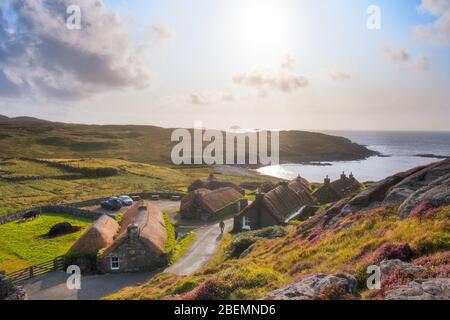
xmin=370 ymin=243 xmax=416 ymax=264
xmin=226 ymin=226 xmax=287 ymax=259
xmin=64 ymin=252 xmax=98 ymax=274
xmin=47 ymin=222 xmax=81 ymax=237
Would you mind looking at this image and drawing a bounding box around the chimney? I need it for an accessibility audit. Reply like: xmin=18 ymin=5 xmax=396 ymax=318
xmin=127 ymin=223 xmax=139 ymax=240
xmin=341 ymin=171 xmax=347 ymax=180
xmin=324 ymin=175 xmax=331 ymax=185
xmin=255 ymin=192 xmax=265 ymax=202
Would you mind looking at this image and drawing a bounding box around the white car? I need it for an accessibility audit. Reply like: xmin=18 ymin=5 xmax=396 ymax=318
xmin=119 ymin=195 xmax=133 ymax=206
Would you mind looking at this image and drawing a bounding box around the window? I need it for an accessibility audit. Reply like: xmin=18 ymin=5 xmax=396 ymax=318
xmin=110 ymin=256 xmax=120 ymax=270
xmin=242 ymin=216 xmax=251 ymax=230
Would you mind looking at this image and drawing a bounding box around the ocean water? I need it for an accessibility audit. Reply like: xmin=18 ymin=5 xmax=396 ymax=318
xmin=258 ymin=131 xmax=450 ymax=182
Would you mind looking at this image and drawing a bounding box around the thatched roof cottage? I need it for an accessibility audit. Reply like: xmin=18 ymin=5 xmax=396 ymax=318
xmin=313 ymin=172 xmax=362 ymax=204
xmin=180 ymin=187 xmax=248 ymax=221
xmin=98 ymin=201 xmax=168 ymax=273
xmin=188 ymin=174 xmax=245 ymax=195
xmin=233 ymin=177 xmax=314 ymax=232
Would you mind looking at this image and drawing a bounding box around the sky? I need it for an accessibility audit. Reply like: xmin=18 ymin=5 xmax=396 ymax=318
xmin=0 ymin=0 xmax=449 ymax=131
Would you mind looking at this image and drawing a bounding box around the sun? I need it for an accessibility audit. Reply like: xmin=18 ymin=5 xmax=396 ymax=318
xmin=232 ymin=0 xmax=293 ymax=62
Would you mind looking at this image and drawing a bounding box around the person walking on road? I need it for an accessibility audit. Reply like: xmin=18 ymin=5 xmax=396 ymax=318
xmin=219 ymin=220 xmax=225 ymax=234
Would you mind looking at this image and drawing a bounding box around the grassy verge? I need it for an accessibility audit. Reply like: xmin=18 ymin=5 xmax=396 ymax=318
xmin=163 ymin=212 xmax=176 ymax=254
xmin=169 ymin=233 xmax=196 ymax=265
xmin=0 ymin=213 xmax=92 ymax=272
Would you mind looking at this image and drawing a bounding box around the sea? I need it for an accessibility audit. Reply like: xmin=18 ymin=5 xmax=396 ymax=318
xmin=257 ymin=131 xmax=450 ymax=183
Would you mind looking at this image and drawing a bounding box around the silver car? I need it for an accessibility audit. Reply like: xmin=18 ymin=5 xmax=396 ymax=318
xmin=119 ymin=195 xmax=133 ymax=206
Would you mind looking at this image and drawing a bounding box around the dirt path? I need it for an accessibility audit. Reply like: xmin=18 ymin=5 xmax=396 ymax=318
xmin=166 ymin=219 xmax=233 ymax=275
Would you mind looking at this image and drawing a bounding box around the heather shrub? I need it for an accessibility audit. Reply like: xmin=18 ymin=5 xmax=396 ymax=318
xmin=315 ymin=283 xmax=359 ymax=300
xmin=413 ymin=252 xmax=450 ymax=277
xmin=189 ymin=279 xmax=232 ymax=300
xmin=370 ymin=243 xmax=416 ymax=264
xmin=367 ymin=266 xmax=432 ymax=299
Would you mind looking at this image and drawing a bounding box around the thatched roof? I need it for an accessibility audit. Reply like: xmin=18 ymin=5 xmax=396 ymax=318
xmin=181 ymin=187 xmax=244 ymax=215
xmin=180 ymin=188 xmax=210 ymax=212
xmin=100 ymin=201 xmax=167 ymax=256
xmin=188 ymin=175 xmax=244 ymax=195
xmin=69 ymin=215 xmax=119 ymax=254
xmin=238 ymin=178 xmax=314 ymax=224
xmin=262 ymin=179 xmax=314 ymax=223
xmin=201 ymin=187 xmax=245 ymax=213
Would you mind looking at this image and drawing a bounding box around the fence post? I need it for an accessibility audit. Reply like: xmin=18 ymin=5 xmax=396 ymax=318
xmin=29 ymin=266 xmax=33 ymax=279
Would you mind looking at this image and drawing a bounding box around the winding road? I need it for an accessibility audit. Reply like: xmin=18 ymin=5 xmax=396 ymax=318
xmin=23 ymin=213 xmax=233 ymax=300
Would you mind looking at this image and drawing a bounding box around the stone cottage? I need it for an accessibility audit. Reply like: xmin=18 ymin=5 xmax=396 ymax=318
xmin=233 ymin=177 xmax=314 ymax=232
xmin=180 ymin=187 xmax=248 ymax=221
xmin=313 ymin=172 xmax=362 ymax=204
xmin=97 ymin=201 xmax=168 ymax=273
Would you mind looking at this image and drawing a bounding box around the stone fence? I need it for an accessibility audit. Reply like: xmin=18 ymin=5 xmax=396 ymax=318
xmin=69 ymin=192 xmax=185 ymax=208
xmin=0 ymin=205 xmax=103 ymax=225
xmin=0 ymin=192 xmax=185 ymax=225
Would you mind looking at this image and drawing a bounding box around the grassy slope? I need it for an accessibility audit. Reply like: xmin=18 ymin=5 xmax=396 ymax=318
xmin=0 ymin=121 xmax=376 ymax=165
xmin=0 ymin=158 xmax=279 ymax=216
xmin=0 ymin=213 xmax=92 ymax=272
xmin=106 ymin=205 xmax=450 ymax=300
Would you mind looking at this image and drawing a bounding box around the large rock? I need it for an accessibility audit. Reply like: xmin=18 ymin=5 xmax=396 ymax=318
xmin=340 ymin=158 xmax=450 ymax=216
xmin=384 ymin=278 xmax=450 ymax=300
xmin=383 ymin=159 xmax=450 ymax=206
xmin=379 ymin=259 xmax=426 ymax=276
xmin=264 ymin=273 xmax=359 ymax=300
xmin=398 ymin=174 xmax=450 ymax=218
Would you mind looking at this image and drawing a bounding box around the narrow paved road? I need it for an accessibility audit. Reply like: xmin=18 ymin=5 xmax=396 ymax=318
xmin=23 ymin=217 xmax=233 ymax=300
xmin=166 ymin=218 xmax=233 ymax=275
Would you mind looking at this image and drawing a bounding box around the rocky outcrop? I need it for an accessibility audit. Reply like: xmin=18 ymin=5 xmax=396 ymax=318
xmin=340 ymin=158 xmax=450 ymax=218
xmin=0 ymin=272 xmax=27 ymax=300
xmin=264 ymin=273 xmax=359 ymax=300
xmin=380 ymin=259 xmax=426 ymax=276
xmin=398 ymin=174 xmax=450 ymax=218
xmin=384 ymin=278 xmax=450 ymax=300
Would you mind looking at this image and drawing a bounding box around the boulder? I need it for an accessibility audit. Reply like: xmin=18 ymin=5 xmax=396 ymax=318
xmin=384 ymin=278 xmax=450 ymax=300
xmin=383 ymin=159 xmax=450 ymax=206
xmin=380 ymin=259 xmax=426 ymax=276
xmin=264 ymin=273 xmax=359 ymax=300
xmin=398 ymin=174 xmax=450 ymax=218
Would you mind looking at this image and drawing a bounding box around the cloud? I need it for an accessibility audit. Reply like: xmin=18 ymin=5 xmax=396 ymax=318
xmin=0 ymin=0 xmax=150 ymax=100
xmin=414 ymin=0 xmax=450 ymax=46
xmin=190 ymin=93 xmax=209 ymax=105
xmin=233 ymin=71 xmax=308 ymax=94
xmin=329 ymin=71 xmax=351 ymax=81
xmin=382 ymin=45 xmax=430 ymax=72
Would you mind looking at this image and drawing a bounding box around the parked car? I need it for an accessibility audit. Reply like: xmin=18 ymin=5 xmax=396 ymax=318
xmin=101 ymin=197 xmax=123 ymax=211
xmin=119 ymin=195 xmax=133 ymax=206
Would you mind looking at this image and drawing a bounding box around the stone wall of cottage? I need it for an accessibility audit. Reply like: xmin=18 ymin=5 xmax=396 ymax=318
xmin=98 ymin=235 xmax=168 ymax=273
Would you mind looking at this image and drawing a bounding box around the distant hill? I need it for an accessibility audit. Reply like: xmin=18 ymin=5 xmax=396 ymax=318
xmin=0 ymin=115 xmax=377 ymax=165
xmin=0 ymin=115 xmax=50 ymax=123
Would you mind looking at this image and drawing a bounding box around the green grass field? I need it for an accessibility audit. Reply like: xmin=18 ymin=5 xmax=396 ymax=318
xmin=0 ymin=213 xmax=92 ymax=273
xmin=0 ymin=158 xmax=278 ymax=216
